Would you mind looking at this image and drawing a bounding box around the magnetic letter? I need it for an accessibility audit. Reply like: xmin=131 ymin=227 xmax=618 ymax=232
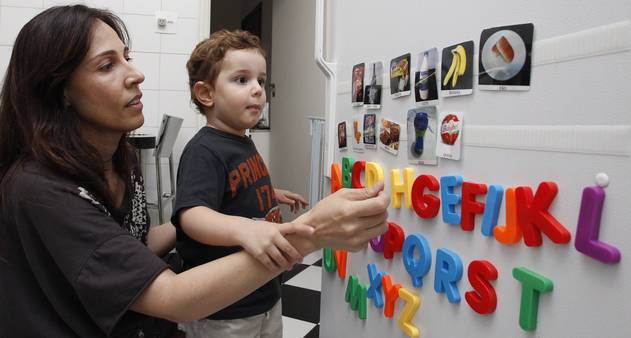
xmin=334 ymin=250 xmax=348 ymax=278
xmin=440 ymin=175 xmax=463 ymax=225
xmin=342 ymin=157 xmax=355 ymax=188
xmin=382 ymin=275 xmax=402 ymax=318
xmin=402 ymin=234 xmax=432 ymax=288
xmin=365 ymin=162 xmax=384 ymax=188
xmin=351 ymin=160 xmax=366 ymax=188
xmin=516 ymin=182 xmax=571 ymax=246
xmin=391 ymin=168 xmax=414 ymax=209
xmin=398 ymin=288 xmax=421 ymax=338
xmin=512 ymin=267 xmax=554 ymax=331
xmin=464 ymin=260 xmax=498 ymax=315
xmin=383 ymin=222 xmax=405 ymax=259
xmin=493 ymin=187 xmax=522 ymax=244
xmin=330 ymin=163 xmax=342 ymax=193
xmin=481 ymin=185 xmax=503 ymax=237
xmin=461 ymin=181 xmax=488 ymax=231
xmin=574 ymin=186 xmax=621 ymax=263
xmin=411 ymin=174 xmax=440 ymax=219
xmin=345 ymin=275 xmax=368 ymax=319
xmin=323 ymin=248 xmax=336 ymax=272
xmin=434 ymin=248 xmax=463 ymax=303
xmin=370 ymin=235 xmax=385 ymax=252
xmin=367 ymin=263 xmax=384 ymax=308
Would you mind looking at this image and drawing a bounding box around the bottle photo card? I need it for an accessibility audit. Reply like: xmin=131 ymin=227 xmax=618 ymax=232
xmin=435 ymin=111 xmax=464 ymax=160
xmin=440 ymin=41 xmax=474 ymax=97
xmin=379 ymin=117 xmax=401 ymax=156
xmin=351 ymin=63 xmax=365 ymax=106
xmin=352 ymin=114 xmax=364 ymax=153
xmin=337 ymin=121 xmax=348 ymax=151
xmin=414 ymin=48 xmax=439 ymax=106
xmin=390 ymin=53 xmax=411 ymax=98
xmin=363 ymin=113 xmax=377 ymax=149
xmin=407 ymin=107 xmax=438 ymax=165
xmin=364 ymin=61 xmax=383 ymax=109
xmin=479 ymin=23 xmax=534 ymax=91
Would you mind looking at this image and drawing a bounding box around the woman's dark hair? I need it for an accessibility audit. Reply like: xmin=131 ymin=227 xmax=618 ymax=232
xmin=0 ymin=5 xmax=134 ymax=210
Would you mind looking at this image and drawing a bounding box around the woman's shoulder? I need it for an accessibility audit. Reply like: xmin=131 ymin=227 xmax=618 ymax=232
xmin=7 ymin=161 xmax=85 ymax=207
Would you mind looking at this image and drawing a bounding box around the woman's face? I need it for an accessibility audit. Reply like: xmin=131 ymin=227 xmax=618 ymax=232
xmin=65 ymin=20 xmax=145 ymax=139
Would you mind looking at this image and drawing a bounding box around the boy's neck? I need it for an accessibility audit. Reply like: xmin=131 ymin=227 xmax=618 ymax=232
xmin=205 ymin=116 xmax=247 ymax=137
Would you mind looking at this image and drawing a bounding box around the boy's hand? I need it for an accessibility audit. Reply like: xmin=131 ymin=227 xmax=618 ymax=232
xmin=240 ymin=221 xmax=314 ymax=271
xmin=274 ymin=189 xmax=309 ymax=213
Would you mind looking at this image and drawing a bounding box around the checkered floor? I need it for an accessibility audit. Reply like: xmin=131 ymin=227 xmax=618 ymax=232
xmin=281 ymin=251 xmax=322 ymax=338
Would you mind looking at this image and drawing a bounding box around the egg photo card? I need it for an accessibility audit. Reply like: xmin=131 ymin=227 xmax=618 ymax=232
xmin=440 ymin=41 xmax=474 ymax=97
xmin=414 ymin=48 xmax=439 ymax=106
xmin=379 ymin=117 xmax=401 ymax=156
xmin=337 ymin=121 xmax=348 ymax=151
xmin=407 ymin=107 xmax=438 ymax=165
xmin=479 ymin=23 xmax=534 ymax=91
xmin=351 ymin=114 xmax=364 ymax=153
xmin=364 ymin=61 xmax=383 ymax=109
xmin=363 ymin=113 xmax=377 ymax=149
xmin=390 ymin=53 xmax=411 ymax=98
xmin=435 ymin=111 xmax=463 ymax=160
xmin=351 ymin=63 xmax=365 ymax=106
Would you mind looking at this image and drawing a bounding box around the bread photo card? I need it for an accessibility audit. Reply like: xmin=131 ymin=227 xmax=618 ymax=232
xmin=390 ymin=53 xmax=411 ymax=98
xmin=440 ymin=41 xmax=474 ymax=97
xmin=435 ymin=111 xmax=464 ymax=160
xmin=352 ymin=115 xmax=364 ymax=153
xmin=479 ymin=23 xmax=534 ymax=91
xmin=351 ymin=63 xmax=365 ymax=106
xmin=364 ymin=61 xmax=383 ymax=109
xmin=414 ymin=48 xmax=439 ymax=106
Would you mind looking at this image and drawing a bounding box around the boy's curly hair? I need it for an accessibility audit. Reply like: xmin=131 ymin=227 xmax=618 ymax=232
xmin=186 ymin=29 xmax=266 ymax=114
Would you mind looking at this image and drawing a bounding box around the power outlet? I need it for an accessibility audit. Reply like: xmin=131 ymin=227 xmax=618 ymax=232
xmin=154 ymin=11 xmax=177 ymax=34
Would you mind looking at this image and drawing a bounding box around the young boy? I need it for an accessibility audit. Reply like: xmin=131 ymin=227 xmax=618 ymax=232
xmin=172 ymin=30 xmax=310 ymax=337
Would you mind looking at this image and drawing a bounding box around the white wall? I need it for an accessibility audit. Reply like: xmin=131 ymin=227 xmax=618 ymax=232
xmin=320 ymin=1 xmax=631 ymax=338
xmin=0 ymin=0 xmax=209 ymax=224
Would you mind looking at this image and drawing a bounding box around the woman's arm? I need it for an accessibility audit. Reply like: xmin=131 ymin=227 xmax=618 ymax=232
xmin=131 ymin=183 xmax=389 ymax=322
xmin=146 ymin=223 xmax=176 ymax=257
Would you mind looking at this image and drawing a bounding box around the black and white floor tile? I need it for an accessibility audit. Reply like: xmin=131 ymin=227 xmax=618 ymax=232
xmin=281 ymin=251 xmax=322 ymax=338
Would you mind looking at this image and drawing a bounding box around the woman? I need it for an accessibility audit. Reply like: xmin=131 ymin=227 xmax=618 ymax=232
xmin=0 ymin=5 xmax=389 ymax=337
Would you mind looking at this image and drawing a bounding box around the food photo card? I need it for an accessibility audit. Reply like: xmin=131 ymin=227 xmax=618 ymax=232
xmin=407 ymin=107 xmax=438 ymax=165
xmin=351 ymin=63 xmax=365 ymax=106
xmin=337 ymin=121 xmax=348 ymax=150
xmin=479 ymin=23 xmax=534 ymax=91
xmin=414 ymin=48 xmax=439 ymax=106
xmin=379 ymin=117 xmax=401 ymax=156
xmin=363 ymin=113 xmax=377 ymax=149
xmin=440 ymin=41 xmax=474 ymax=97
xmin=364 ymin=61 xmax=383 ymax=109
xmin=351 ymin=115 xmax=364 ymax=153
xmin=435 ymin=111 xmax=464 ymax=160
xmin=390 ymin=53 xmax=411 ymax=98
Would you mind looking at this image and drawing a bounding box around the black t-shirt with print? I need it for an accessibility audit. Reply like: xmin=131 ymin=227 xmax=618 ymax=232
xmin=172 ymin=126 xmax=282 ymax=320
xmin=0 ymin=161 xmax=174 ymax=337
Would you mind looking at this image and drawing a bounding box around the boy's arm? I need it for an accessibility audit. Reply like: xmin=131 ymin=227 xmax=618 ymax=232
xmin=146 ymin=222 xmax=176 ymax=256
xmin=179 ymin=206 xmax=313 ymax=270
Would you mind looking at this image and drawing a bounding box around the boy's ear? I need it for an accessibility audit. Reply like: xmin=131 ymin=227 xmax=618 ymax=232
xmin=193 ymin=81 xmax=214 ymax=108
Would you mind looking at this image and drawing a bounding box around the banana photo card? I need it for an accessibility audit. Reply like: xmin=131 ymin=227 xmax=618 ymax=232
xmin=478 ymin=23 xmax=534 ymax=91
xmin=407 ymin=107 xmax=438 ymax=165
xmin=363 ymin=113 xmax=377 ymax=149
xmin=440 ymin=41 xmax=474 ymax=97
xmin=389 ymin=53 xmax=411 ymax=98
xmin=351 ymin=63 xmax=365 ymax=106
xmin=351 ymin=114 xmax=364 ymax=153
xmin=414 ymin=48 xmax=439 ymax=106
xmin=379 ymin=117 xmax=401 ymax=156
xmin=435 ymin=111 xmax=464 ymax=160
xmin=337 ymin=121 xmax=348 ymax=151
xmin=363 ymin=61 xmax=383 ymax=109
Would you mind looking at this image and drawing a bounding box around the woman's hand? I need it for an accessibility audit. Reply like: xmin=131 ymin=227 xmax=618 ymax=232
xmin=274 ymin=188 xmax=309 ymax=213
xmin=295 ymin=182 xmax=390 ymax=251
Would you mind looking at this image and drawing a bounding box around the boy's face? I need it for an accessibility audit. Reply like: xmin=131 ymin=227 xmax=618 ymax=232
xmin=207 ymin=48 xmax=266 ymax=135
